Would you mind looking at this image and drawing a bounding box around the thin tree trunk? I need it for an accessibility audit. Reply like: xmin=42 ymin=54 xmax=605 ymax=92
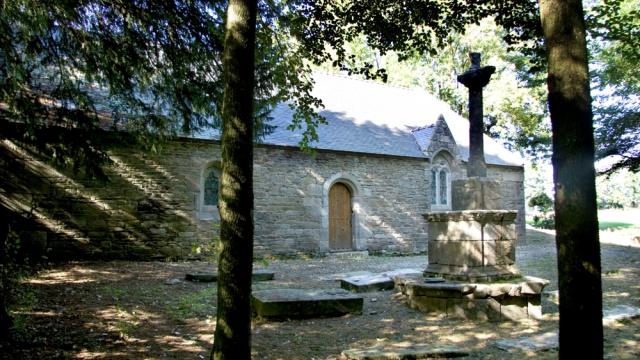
xmin=0 ymin=209 xmax=13 ymax=341
xmin=210 ymin=0 xmax=257 ymax=359
xmin=539 ymin=0 xmax=603 ymax=358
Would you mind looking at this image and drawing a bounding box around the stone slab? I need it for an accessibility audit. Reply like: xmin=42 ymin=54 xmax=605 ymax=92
xmin=406 ymin=283 xmax=476 ymax=298
xmin=339 ymin=269 xmax=423 ymax=293
xmin=381 ymin=268 xmax=424 ymax=278
xmin=252 ymin=269 xmax=276 ymax=281
xmin=424 ymin=210 xmax=517 ymax=223
xmin=185 ymin=269 xmax=274 ymax=282
xmin=342 ymin=344 xmax=469 ymax=359
xmin=424 ymin=264 xmax=520 ymax=282
xmin=319 ymin=271 xmax=374 ymax=281
xmin=341 ymin=275 xmax=395 ymax=293
xmin=252 ymin=288 xmax=363 ymax=319
xmin=494 ymin=331 xmax=558 ymax=352
xmin=602 ymin=305 xmax=640 ymax=325
xmin=185 ymin=272 xmax=218 ymax=282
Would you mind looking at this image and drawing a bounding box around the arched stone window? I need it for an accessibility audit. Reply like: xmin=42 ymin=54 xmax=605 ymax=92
xmin=199 ymin=165 xmax=221 ymax=220
xmin=204 ymin=169 xmax=219 ymax=207
xmin=430 ymin=155 xmax=451 ymax=210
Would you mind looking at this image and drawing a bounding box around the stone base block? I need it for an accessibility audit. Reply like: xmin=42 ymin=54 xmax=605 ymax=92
xmin=408 ymin=296 xmax=447 ymax=314
xmin=424 ymin=264 xmax=520 ymax=282
xmin=252 ymin=288 xmax=363 ymax=320
xmin=395 ymin=275 xmax=548 ymax=322
xmin=448 ymin=298 xmax=501 ymax=321
xmin=451 ymin=178 xmax=502 ymax=210
xmin=500 ymin=296 xmax=530 ymax=321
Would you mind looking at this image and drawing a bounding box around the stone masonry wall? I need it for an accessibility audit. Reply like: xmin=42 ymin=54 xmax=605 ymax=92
xmin=0 ymin=139 xmax=212 ymax=260
xmin=253 ymin=148 xmax=430 ymax=255
xmin=1 ymin=137 xmax=524 ymax=260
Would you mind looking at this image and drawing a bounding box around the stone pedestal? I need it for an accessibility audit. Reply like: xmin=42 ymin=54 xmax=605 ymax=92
xmin=451 ymin=177 xmax=502 ymax=210
xmin=424 ymin=210 xmax=520 ymax=282
xmin=395 ymin=275 xmax=549 ymax=322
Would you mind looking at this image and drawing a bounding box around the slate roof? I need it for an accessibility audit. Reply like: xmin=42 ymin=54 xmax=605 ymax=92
xmin=193 ymin=73 xmax=523 ymax=167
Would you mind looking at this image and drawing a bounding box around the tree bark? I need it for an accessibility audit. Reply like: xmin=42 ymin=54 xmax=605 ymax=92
xmin=539 ymin=0 xmax=603 ymax=358
xmin=0 ymin=209 xmax=13 ymax=341
xmin=210 ymin=0 xmax=257 ymax=359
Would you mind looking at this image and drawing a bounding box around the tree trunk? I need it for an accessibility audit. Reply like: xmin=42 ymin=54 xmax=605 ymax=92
xmin=0 ymin=209 xmax=13 ymax=341
xmin=210 ymin=0 xmax=257 ymax=359
xmin=539 ymin=0 xmax=603 ymax=358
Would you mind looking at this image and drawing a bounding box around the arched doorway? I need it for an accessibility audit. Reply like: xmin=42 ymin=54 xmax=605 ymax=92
xmin=329 ymin=182 xmax=353 ymax=251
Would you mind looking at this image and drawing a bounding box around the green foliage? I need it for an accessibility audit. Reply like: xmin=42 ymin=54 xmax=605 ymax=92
xmin=596 ymin=169 xmax=640 ymax=208
xmin=587 ymin=0 xmax=640 ymax=173
xmin=528 ymin=191 xmax=555 ymax=229
xmin=528 ymin=192 xmax=553 ymax=213
xmin=0 ymin=0 xmax=325 ymax=177
xmin=290 ymin=0 xmax=544 ymax=81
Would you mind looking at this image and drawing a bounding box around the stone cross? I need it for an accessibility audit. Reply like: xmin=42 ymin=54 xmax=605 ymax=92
xmin=457 ymin=53 xmax=495 ymax=178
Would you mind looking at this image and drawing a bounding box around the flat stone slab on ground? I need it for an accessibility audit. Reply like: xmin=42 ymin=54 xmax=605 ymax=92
xmin=185 ymin=269 xmax=274 ymax=282
xmin=342 ymin=344 xmax=469 ymax=359
xmin=252 ymin=288 xmax=363 ymax=319
xmin=603 ymin=304 xmax=640 ymax=325
xmin=493 ymin=331 xmax=558 ymax=352
xmin=341 ymin=274 xmax=395 ymax=293
xmin=340 ymin=269 xmax=424 ymax=292
xmin=319 ymin=271 xmax=374 ymax=281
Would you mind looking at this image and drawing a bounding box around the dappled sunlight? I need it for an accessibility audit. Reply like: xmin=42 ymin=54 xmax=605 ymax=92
xmin=1 ymin=192 xmax=93 ymax=244
xmin=75 ymin=350 xmax=129 ymax=359
xmin=2 ymin=140 xmax=114 ymax=212
xmin=109 ymin=155 xmax=195 ymax=224
xmin=1 ymin=139 xmax=214 ymax=261
xmin=24 ymin=267 xmax=122 ymax=285
xmin=8 ymin=249 xmax=640 ymax=358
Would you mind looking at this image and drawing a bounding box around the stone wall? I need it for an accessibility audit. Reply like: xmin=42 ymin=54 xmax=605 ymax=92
xmin=1 ymin=137 xmax=525 ymax=260
xmin=253 ymin=147 xmax=430 ymax=255
xmin=0 ymin=139 xmax=210 ymax=260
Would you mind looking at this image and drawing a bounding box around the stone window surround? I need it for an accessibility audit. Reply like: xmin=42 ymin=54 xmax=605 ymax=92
xmin=430 ymin=151 xmax=453 ymax=211
xmin=321 ymin=173 xmax=364 ymax=253
xmin=198 ymin=162 xmax=221 ymax=221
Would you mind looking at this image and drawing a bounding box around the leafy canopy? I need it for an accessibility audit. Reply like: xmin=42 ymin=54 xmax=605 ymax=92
xmin=289 ymin=0 xmax=543 ymax=80
xmin=587 ymin=0 xmax=640 ymax=173
xmin=0 ymin=0 xmax=323 ymax=177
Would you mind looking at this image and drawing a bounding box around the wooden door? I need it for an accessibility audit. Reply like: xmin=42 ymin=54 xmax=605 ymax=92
xmin=329 ymin=183 xmax=352 ymax=251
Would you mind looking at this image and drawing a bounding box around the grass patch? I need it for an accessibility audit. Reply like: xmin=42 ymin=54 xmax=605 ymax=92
xmin=165 ymin=286 xmax=217 ymax=321
xmin=599 ymin=221 xmax=635 ymax=231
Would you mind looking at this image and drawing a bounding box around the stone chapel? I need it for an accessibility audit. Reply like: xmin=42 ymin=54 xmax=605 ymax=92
xmin=0 ymin=73 xmax=525 ymax=260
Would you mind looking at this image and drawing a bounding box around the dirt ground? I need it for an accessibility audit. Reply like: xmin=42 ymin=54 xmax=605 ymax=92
xmin=3 ymin=227 xmax=640 ymax=359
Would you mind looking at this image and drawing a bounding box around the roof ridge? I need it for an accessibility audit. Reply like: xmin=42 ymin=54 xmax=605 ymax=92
xmin=313 ymin=71 xmax=423 ymax=93
xmin=410 ymin=123 xmax=436 ymax=132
